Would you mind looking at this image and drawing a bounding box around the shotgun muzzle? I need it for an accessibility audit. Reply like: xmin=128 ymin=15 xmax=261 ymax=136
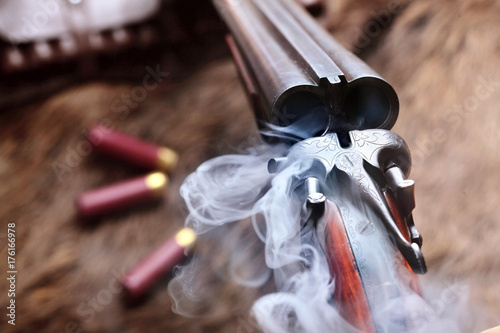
xmin=214 ymin=0 xmax=399 ymax=140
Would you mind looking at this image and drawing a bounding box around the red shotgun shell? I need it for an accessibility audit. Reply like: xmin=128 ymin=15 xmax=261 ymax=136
xmin=75 ymin=172 xmax=168 ymax=219
xmin=122 ymin=228 xmax=197 ymax=300
xmin=88 ymin=125 xmax=178 ymax=172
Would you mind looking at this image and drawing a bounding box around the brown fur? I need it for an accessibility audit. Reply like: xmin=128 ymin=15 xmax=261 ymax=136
xmin=1 ymin=0 xmax=500 ymax=332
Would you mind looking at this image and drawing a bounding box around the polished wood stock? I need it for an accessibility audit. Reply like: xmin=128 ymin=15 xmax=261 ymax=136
xmin=324 ymin=200 xmax=376 ymax=332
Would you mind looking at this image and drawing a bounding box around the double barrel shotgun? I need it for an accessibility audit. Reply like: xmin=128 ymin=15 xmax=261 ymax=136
xmin=213 ymin=0 xmax=426 ymax=331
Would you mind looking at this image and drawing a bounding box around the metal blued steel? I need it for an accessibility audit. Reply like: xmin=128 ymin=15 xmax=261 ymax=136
xmin=213 ymin=0 xmax=399 ymax=134
xmin=384 ymin=190 xmax=423 ymax=297
xmin=324 ymin=200 xmax=376 ymax=332
xmin=331 ymin=191 xmax=418 ymax=332
xmin=88 ymin=125 xmax=178 ymax=172
xmin=122 ymin=228 xmax=196 ymax=300
xmin=286 ymin=130 xmax=427 ymax=274
xmin=75 ymin=172 xmax=167 ymax=219
xmin=273 ymin=129 xmax=425 ymax=330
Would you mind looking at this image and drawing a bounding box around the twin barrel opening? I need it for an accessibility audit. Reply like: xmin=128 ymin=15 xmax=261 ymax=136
xmin=279 ymin=81 xmax=397 ymax=140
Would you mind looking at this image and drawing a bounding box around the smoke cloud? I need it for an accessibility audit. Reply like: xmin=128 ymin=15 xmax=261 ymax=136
xmin=168 ymin=141 xmax=474 ymax=332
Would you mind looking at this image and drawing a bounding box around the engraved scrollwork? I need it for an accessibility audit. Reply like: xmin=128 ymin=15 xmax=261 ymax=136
xmin=351 ymin=129 xmax=407 ymax=164
xmin=335 ymin=152 xmax=382 ymax=205
xmin=288 ymin=130 xmax=409 ymax=177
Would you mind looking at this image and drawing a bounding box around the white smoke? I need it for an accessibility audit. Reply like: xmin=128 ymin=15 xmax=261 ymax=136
xmin=168 ymin=142 xmax=474 ymax=332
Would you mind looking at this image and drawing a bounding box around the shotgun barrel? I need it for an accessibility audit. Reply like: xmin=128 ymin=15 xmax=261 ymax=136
xmin=213 ymin=0 xmax=399 ymax=139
